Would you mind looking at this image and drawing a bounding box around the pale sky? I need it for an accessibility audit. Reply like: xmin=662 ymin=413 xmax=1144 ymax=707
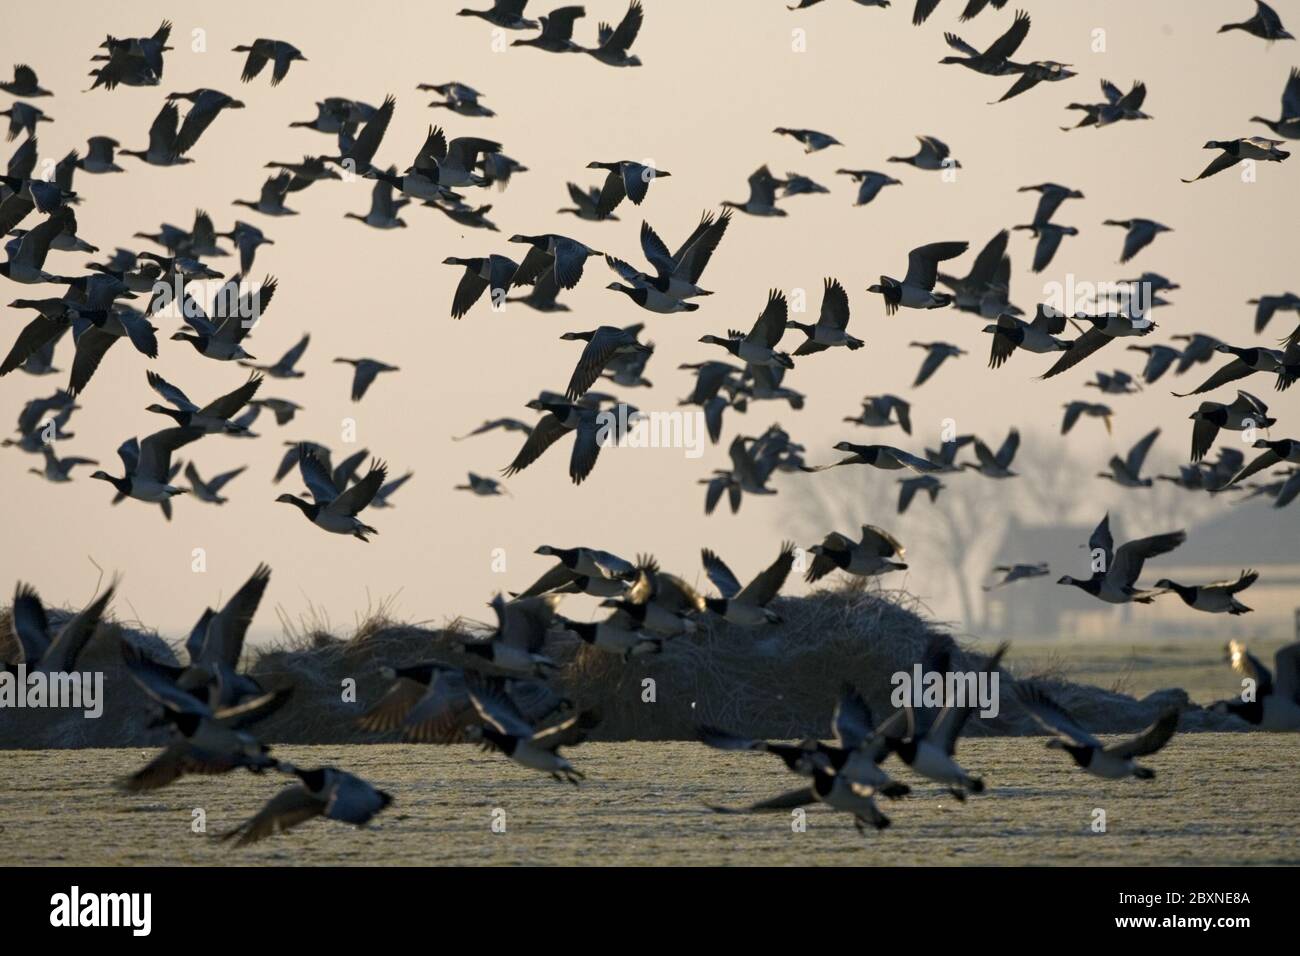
xmin=2 ymin=0 xmax=1297 ymax=640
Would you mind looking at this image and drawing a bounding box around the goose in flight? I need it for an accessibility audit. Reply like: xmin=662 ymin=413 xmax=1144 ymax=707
xmin=172 ymin=276 xmax=277 ymax=361
xmin=232 ymin=172 xmax=296 ymax=216
xmin=561 ymin=325 xmax=651 ymax=401
xmin=1096 ymin=427 xmax=1160 ymax=487
xmin=1013 ymin=221 xmax=1078 ymax=273
xmin=602 ymin=323 xmax=655 ymax=388
xmin=962 ymin=428 xmax=1020 ymax=479
xmin=587 ymin=159 xmax=669 ymax=219
xmin=184 ymin=462 xmax=246 ymax=504
xmin=443 ymin=253 xmax=518 ymax=318
xmin=1015 ymin=684 xmax=1179 ymax=778
xmin=1 ymin=65 xmax=52 ymax=98
xmin=1085 ymin=369 xmax=1140 ymax=395
xmin=1103 ymin=217 xmax=1171 ymax=264
xmin=75 ymin=136 xmax=124 ymax=174
xmin=938 ymin=9 xmax=1030 ymax=75
xmin=938 ymin=229 xmax=1017 ymax=317
xmin=898 ymin=474 xmax=943 ymax=513
xmin=780 ymin=173 xmax=829 ymax=197
xmin=1019 ymin=182 xmax=1084 ymax=226
xmin=0 ymin=208 xmax=75 ymax=284
xmin=334 ymin=357 xmax=399 ymax=401
xmin=837 ymin=169 xmax=901 ymax=207
xmin=512 ymin=5 xmax=587 ymax=52
xmin=699 ymin=434 xmax=778 ymax=515
xmin=557 ymin=181 xmax=613 ymax=221
xmin=276 ymin=446 xmax=388 ymax=541
xmin=509 ymin=233 xmax=602 ymax=290
xmin=329 ymin=94 xmax=395 ymax=177
xmin=368 ymin=471 xmax=413 ymax=509
xmin=1188 ymin=391 xmax=1273 ymax=462
xmin=1156 ymin=570 xmax=1258 ymax=616
xmin=722 ymin=165 xmax=786 ymax=217
xmin=1223 ymin=438 xmax=1300 ymax=487
xmin=1040 ymin=312 xmax=1156 ymax=379
xmin=805 ymin=526 xmax=907 ymax=583
xmin=1127 ymin=343 xmax=1181 ymax=384
xmin=700 ymin=289 xmax=793 ymax=369
xmin=118 ymin=102 xmax=191 ymax=166
xmin=1211 ymin=640 xmax=1300 ymax=730
xmin=455 ymin=472 xmax=509 ymax=496
xmin=453 ymin=417 xmax=533 ymax=441
xmin=868 ymin=241 xmax=968 ymax=315
xmin=1248 ymin=291 xmax=1300 ymax=332
xmin=0 ymin=102 xmax=52 ymax=142
xmin=233 ymin=39 xmax=307 ymax=86
xmin=222 ymin=765 xmax=391 ymax=846
xmin=166 ymin=88 xmax=245 ymax=156
xmin=1057 ymin=513 xmax=1185 ymax=604
xmin=984 ymin=562 xmax=1049 ymax=590
xmin=803 ymin=441 xmax=941 ymax=475
xmin=1219 ymin=1 xmax=1293 ymax=41
xmin=584 ymin=1 xmax=644 ymax=67
xmin=1061 ymin=401 xmax=1113 ymax=435
xmin=1251 ymin=67 xmax=1300 ymax=139
xmin=344 ymin=165 xmax=409 ymax=229
xmin=5 ymin=580 xmax=115 ymax=673
xmin=466 ymin=676 xmax=596 ymax=784
xmin=844 ymin=394 xmax=912 ymax=433
xmin=213 ymin=221 xmax=272 ymax=276
xmin=910 ymin=341 xmax=965 ymax=386
xmin=1171 ymin=344 xmax=1285 ymax=397
xmin=28 ymin=444 xmax=97 ymax=483
xmin=240 ymin=333 xmax=308 ymax=379
xmin=117 ymin=643 xmax=290 ymax=791
xmin=146 ymin=370 xmax=262 ymax=433
xmin=1062 ymin=79 xmax=1151 ymax=130
xmin=91 ymin=427 xmax=205 ymax=504
xmin=887 ymin=134 xmax=961 ymax=171
xmin=625 ymin=211 xmax=730 ymax=301
xmin=515 ymin=545 xmax=635 ymax=599
xmin=773 ymin=127 xmax=842 ymax=153
xmin=994 ymin=58 xmax=1075 ymax=103
xmin=984 ymin=307 xmax=1071 ymax=369
xmin=87 ymin=21 xmax=172 ymax=91
xmin=785 ymin=278 xmax=863 ymax=355
xmin=503 ymin=397 xmax=604 ymax=485
xmin=1182 ymin=137 xmax=1289 ymax=182
xmin=420 ymin=81 xmax=494 ymax=117
xmin=700 ymin=542 xmax=795 ymax=626
xmin=458 ymin=0 xmax=540 ymax=29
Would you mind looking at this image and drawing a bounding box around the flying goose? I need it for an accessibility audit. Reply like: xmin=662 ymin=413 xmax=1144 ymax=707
xmin=1 ymin=65 xmax=52 ymax=97
xmin=1171 ymin=344 xmax=1284 ymax=397
xmin=289 ymin=96 xmax=374 ymax=135
xmin=938 ymin=9 xmax=1030 ymax=75
xmin=514 ymin=545 xmax=633 ymax=600
xmin=0 ymin=102 xmax=52 ymax=141
xmin=1104 ymin=218 xmax=1171 ymax=264
xmin=699 ymin=289 xmax=793 ymax=369
xmin=184 ymin=462 xmax=245 ymax=504
xmin=557 ymin=181 xmax=613 ymax=221
xmin=1057 ymin=513 xmax=1185 ymax=604
xmin=601 ymin=323 xmax=655 ymax=388
xmin=166 ymin=88 xmax=245 ymax=155
xmin=1171 ymin=332 xmax=1224 ymax=374
xmin=708 ymin=764 xmax=891 ymax=834
xmin=89 ymin=20 xmax=172 ymax=90
xmin=1211 ymin=640 xmax=1300 ymax=730
xmin=633 ymin=211 xmax=730 ymax=300
xmin=1061 ymin=401 xmax=1113 ymax=435
xmin=28 ymin=444 xmax=97 ymax=483
xmin=240 ymin=333 xmax=308 ymax=379
xmin=117 ymin=643 xmax=289 ymax=791
xmin=938 ymin=230 xmax=1019 ymax=317
xmin=222 ymin=765 xmax=392 ymax=846
xmin=503 ymin=397 xmax=604 ymax=485
xmin=5 ymin=580 xmax=115 ymax=673
xmin=722 ymin=165 xmax=786 ymax=217
xmin=276 ymin=445 xmax=387 ymax=541
xmin=780 ymin=173 xmax=830 ymax=197
xmin=345 ymin=165 xmax=409 ymax=229
xmin=0 ymin=208 xmax=75 ymax=284
xmin=803 ymin=441 xmax=942 ymax=475
xmin=1013 ymin=221 xmax=1078 ymax=273
xmin=1223 ymin=438 xmax=1300 ymax=486
xmin=512 ymin=5 xmax=587 ymax=52
xmin=119 ymin=102 xmax=191 ymax=166
xmin=561 ymin=325 xmax=651 ymax=400
xmin=453 ymin=417 xmax=533 ymax=441
xmin=844 ymin=394 xmax=911 ymax=433
xmin=910 ymin=341 xmax=965 ymax=386
xmin=329 ymin=94 xmax=395 ymax=177
xmin=91 ymin=427 xmax=204 ymax=504
xmin=881 ymin=639 xmax=1008 ymax=800
xmin=1219 ymin=1 xmax=1293 ymax=41
xmin=984 ymin=562 xmax=1049 ymax=590
xmin=700 ymin=542 xmax=795 ymax=626
xmin=1188 ymin=391 xmax=1273 ymax=462
xmin=1096 ymin=427 xmax=1160 ymax=487
xmin=427 ymin=197 xmax=499 ymax=231
xmin=985 ymin=308 xmax=1071 ymax=369
xmin=887 ymin=135 xmax=961 ymax=171
xmin=1018 ymin=182 xmax=1084 ymax=226
xmin=420 ymin=81 xmax=495 ymax=117
xmin=898 ymin=475 xmax=944 ymax=513
xmin=868 ymin=241 xmax=968 ymax=315
xmin=1015 ymin=684 xmax=1179 ymax=778
xmin=773 ymin=127 xmax=842 ymax=152
xmin=994 ymin=59 xmax=1075 ymax=103
xmin=145 ymin=370 xmax=262 ymax=434
xmin=75 ymin=136 xmax=124 ymax=174
xmin=509 ymin=233 xmax=601 ymax=290
xmin=1040 ymin=312 xmax=1155 ymax=379
xmin=836 ymin=169 xmax=901 ymax=207
xmin=444 ymin=254 xmax=518 ymax=318
xmin=264 ymin=155 xmax=342 ymax=192
xmin=1156 ymin=570 xmax=1258 ymax=615
xmin=588 ymin=158 xmax=669 ymax=219
xmin=699 ymin=434 xmax=778 ymax=515
xmin=3 ymin=389 xmax=77 ymax=452
xmin=232 ymin=172 xmax=296 ymax=216
xmin=1251 ymin=67 xmax=1300 ymax=139
xmin=584 ymin=1 xmax=644 ymax=67
xmin=557 ymin=609 xmax=662 ymax=660
xmin=369 ymin=471 xmax=413 ymax=509
xmin=455 ymin=472 xmax=509 ymax=497
xmin=1 ymin=299 xmax=83 ymax=377
xmin=785 ymin=278 xmax=863 ymax=355
xmin=1248 ymin=291 xmax=1300 ymax=332
xmin=172 ymin=276 xmax=277 ymax=362
xmin=233 ymin=39 xmax=307 ymax=85
xmin=334 ymin=357 xmax=399 ymax=401
xmin=962 ymin=429 xmax=1020 ymax=479
xmin=1085 ymin=369 xmax=1140 ymax=395
xmin=600 ymin=558 xmax=703 ymax=637
xmin=467 ymin=677 xmax=595 ymax=784
xmin=1182 ymin=137 xmax=1289 ymax=182
xmin=805 ymin=526 xmax=907 ymax=583
xmin=1062 ymin=79 xmax=1151 ymax=130
xmin=459 ymin=0 xmax=541 ymax=29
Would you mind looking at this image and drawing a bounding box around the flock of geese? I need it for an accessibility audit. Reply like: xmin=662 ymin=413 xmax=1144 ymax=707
xmin=2 ymin=1 xmax=1300 ymax=843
